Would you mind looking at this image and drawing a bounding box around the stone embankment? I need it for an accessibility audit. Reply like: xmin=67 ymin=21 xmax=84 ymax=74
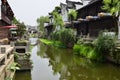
xmin=0 ymin=45 xmax=14 ymax=80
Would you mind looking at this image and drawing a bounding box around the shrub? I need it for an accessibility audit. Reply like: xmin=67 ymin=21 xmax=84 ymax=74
xmin=87 ymin=49 xmax=103 ymax=61
xmin=59 ymin=28 xmax=75 ymax=47
xmin=14 ymin=52 xmax=19 ymax=61
xmin=73 ymin=44 xmax=104 ymax=61
xmin=94 ymin=31 xmax=116 ymax=56
xmin=73 ymin=44 xmax=81 ymax=53
xmin=15 ymin=39 xmax=28 ymax=46
xmin=51 ymin=31 xmax=60 ymax=41
xmin=8 ymin=62 xmax=20 ymax=72
xmin=51 ymin=28 xmax=76 ymax=48
xmin=77 ymin=38 xmax=84 ymax=45
xmin=74 ymin=31 xmax=117 ymax=61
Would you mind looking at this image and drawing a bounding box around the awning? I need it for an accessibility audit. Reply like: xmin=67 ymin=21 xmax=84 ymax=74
xmin=2 ymin=25 xmax=17 ymax=29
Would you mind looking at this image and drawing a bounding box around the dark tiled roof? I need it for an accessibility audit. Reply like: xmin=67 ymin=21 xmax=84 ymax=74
xmin=89 ymin=0 xmax=101 ymax=4
xmin=77 ymin=0 xmax=101 ymax=11
xmin=66 ymin=0 xmax=83 ymax=5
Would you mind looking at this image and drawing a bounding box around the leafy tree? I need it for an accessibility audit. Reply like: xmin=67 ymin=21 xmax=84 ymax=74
xmin=37 ymin=16 xmax=49 ymax=35
xmin=67 ymin=9 xmax=77 ymax=28
xmin=12 ymin=17 xmax=19 ymax=24
xmin=49 ymin=6 xmax=64 ymax=31
xmin=37 ymin=16 xmax=49 ymax=31
xmin=102 ymin=0 xmax=120 ymax=38
xmin=17 ymin=22 xmax=26 ymax=38
xmin=54 ymin=6 xmax=61 ymax=13
xmin=52 ymin=11 xmax=64 ymax=30
xmin=102 ymin=0 xmax=120 ymax=16
xmin=13 ymin=17 xmax=26 ymax=38
xmin=68 ymin=9 xmax=77 ymax=21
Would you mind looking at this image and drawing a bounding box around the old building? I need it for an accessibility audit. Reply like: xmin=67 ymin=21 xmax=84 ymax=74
xmin=60 ymin=3 xmax=68 ymax=22
xmin=44 ymin=0 xmax=118 ymax=39
xmin=76 ymin=0 xmax=118 ymax=38
xmin=66 ymin=0 xmax=83 ymax=9
xmin=0 ymin=0 xmax=14 ymax=39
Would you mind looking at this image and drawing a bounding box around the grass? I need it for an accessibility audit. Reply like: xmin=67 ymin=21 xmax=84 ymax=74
xmin=40 ymin=39 xmax=53 ymax=45
xmin=73 ymin=44 xmax=103 ymax=61
xmin=39 ymin=39 xmax=66 ymax=48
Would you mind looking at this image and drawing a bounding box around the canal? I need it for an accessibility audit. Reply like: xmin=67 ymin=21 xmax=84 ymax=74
xmin=14 ymin=38 xmax=120 ymax=80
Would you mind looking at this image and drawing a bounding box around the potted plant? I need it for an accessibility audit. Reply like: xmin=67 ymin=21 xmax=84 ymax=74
xmin=15 ymin=40 xmax=28 ymax=46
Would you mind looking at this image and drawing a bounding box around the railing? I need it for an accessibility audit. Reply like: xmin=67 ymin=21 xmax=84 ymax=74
xmin=0 ymin=45 xmax=14 ymax=80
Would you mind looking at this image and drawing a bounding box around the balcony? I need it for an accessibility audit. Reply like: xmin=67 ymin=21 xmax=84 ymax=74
xmin=0 ymin=1 xmax=14 ymax=25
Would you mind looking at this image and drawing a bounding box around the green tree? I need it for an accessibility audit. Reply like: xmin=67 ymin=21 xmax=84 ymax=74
xmin=13 ymin=17 xmax=26 ymax=38
xmin=12 ymin=17 xmax=19 ymax=24
xmin=102 ymin=0 xmax=120 ymax=38
xmin=17 ymin=22 xmax=26 ymax=38
xmin=68 ymin=9 xmax=77 ymax=21
xmin=51 ymin=6 xmax=64 ymax=31
xmin=67 ymin=9 xmax=77 ymax=29
xmin=52 ymin=11 xmax=64 ymax=30
xmin=37 ymin=16 xmax=49 ymax=36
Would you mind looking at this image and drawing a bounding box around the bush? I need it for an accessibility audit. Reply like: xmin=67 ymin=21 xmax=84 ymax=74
xmin=15 ymin=39 xmax=28 ymax=46
xmin=94 ymin=31 xmax=116 ymax=55
xmin=59 ymin=28 xmax=75 ymax=46
xmin=73 ymin=44 xmax=104 ymax=61
xmin=87 ymin=49 xmax=103 ymax=61
xmin=73 ymin=44 xmax=81 ymax=53
xmin=51 ymin=31 xmax=60 ymax=41
xmin=14 ymin=52 xmax=19 ymax=61
xmin=74 ymin=31 xmax=117 ymax=61
xmin=51 ymin=28 xmax=76 ymax=48
xmin=77 ymin=38 xmax=84 ymax=45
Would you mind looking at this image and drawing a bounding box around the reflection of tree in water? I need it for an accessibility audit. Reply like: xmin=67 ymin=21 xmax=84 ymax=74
xmin=37 ymin=43 xmax=120 ymax=80
xmin=37 ymin=43 xmax=48 ymax=58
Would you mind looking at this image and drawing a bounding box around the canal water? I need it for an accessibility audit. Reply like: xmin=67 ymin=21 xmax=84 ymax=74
xmin=14 ymin=38 xmax=120 ymax=80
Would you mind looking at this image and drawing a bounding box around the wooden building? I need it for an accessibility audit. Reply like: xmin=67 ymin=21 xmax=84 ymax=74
xmin=77 ymin=0 xmax=103 ymax=18
xmin=66 ymin=0 xmax=83 ymax=9
xmin=0 ymin=0 xmax=14 ymax=39
xmin=45 ymin=0 xmax=118 ymax=38
xmin=44 ymin=0 xmax=83 ymax=38
xmin=75 ymin=0 xmax=118 ymax=38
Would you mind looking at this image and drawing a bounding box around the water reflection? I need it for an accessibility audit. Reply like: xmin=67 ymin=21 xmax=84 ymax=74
xmin=31 ymin=42 xmax=60 ymax=80
xmin=14 ymin=38 xmax=120 ymax=80
xmin=29 ymin=38 xmax=38 ymax=45
xmin=14 ymin=71 xmax=32 ymax=80
xmin=37 ymin=43 xmax=120 ymax=80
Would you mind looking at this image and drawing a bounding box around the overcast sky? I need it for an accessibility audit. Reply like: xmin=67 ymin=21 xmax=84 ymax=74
xmin=8 ymin=0 xmax=65 ymax=26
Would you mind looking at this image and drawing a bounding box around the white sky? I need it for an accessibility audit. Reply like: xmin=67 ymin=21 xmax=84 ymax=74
xmin=8 ymin=0 xmax=66 ymax=26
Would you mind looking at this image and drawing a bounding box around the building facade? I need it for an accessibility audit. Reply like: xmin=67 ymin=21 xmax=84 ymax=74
xmin=0 ymin=0 xmax=14 ymax=39
xmin=76 ymin=0 xmax=118 ymax=37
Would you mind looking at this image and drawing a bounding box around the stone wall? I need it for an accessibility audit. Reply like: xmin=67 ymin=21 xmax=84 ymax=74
xmin=0 ymin=45 xmax=15 ymax=80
